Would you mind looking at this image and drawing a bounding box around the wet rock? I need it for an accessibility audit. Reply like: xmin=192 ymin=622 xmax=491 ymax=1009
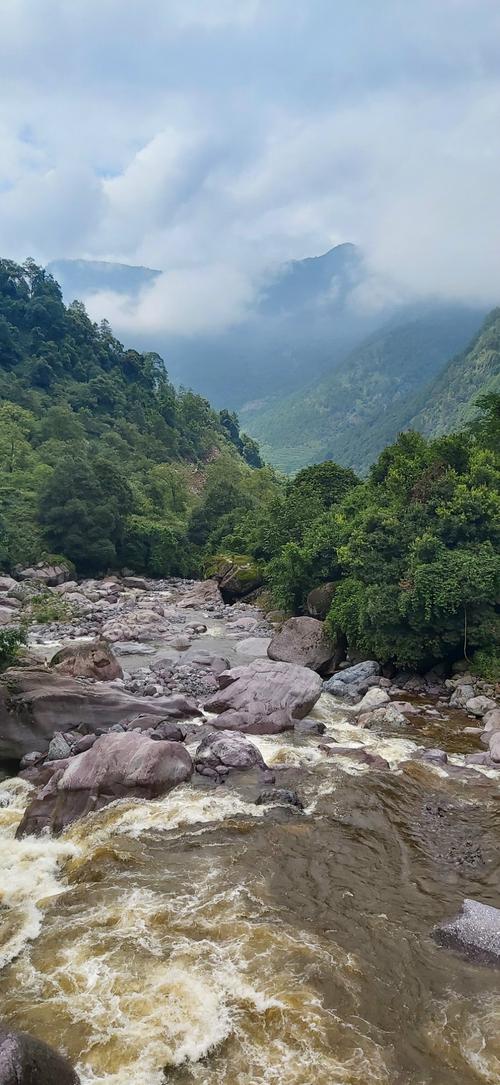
xmin=178 ymin=579 xmax=223 ymax=609
xmin=323 ymin=660 xmax=380 ymax=701
xmin=0 ymin=1025 xmax=80 ymax=1085
xmin=0 ymin=667 xmax=190 ymax=760
xmin=434 ymin=898 xmax=500 ymax=965
xmin=320 ymin=745 xmax=390 ymax=770
xmin=194 ymin=729 xmax=266 ymax=777
xmin=417 ymin=748 xmax=448 ymax=764
xmin=256 ymin=788 xmax=303 ymax=810
xmin=16 ymin=731 xmax=193 ymax=836
xmin=268 ymin=616 xmax=333 ymax=672
xmin=204 ymin=659 xmax=322 ymax=734
xmin=462 ymin=726 xmax=484 ymax=736
xmin=306 ymin=582 xmax=336 ymax=620
xmin=466 ymin=695 xmax=497 ymax=718
xmin=358 ymin=704 xmax=407 ymax=729
xmin=465 ymin=752 xmax=492 ymax=766
xmin=150 ymin=721 xmax=185 ymax=742
xmin=294 ymin=718 xmax=326 ymax=736
xmin=50 ymin=641 xmax=123 ymax=681
xmin=46 ymin=732 xmax=71 ymax=761
xmin=353 ymin=687 xmax=390 ymax=714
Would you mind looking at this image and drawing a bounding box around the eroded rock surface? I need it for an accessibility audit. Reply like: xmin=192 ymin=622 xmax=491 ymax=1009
xmin=204 ymin=658 xmax=322 ymax=734
xmin=0 ymin=1025 xmax=80 ymax=1085
xmin=267 ymin=616 xmax=333 ymax=671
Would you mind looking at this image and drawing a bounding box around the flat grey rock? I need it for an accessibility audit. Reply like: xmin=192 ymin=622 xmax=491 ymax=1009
xmin=434 ymin=898 xmax=500 ymax=965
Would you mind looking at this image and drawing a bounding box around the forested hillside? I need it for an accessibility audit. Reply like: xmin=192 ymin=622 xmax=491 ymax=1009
xmin=244 ymin=306 xmax=483 ymax=473
xmin=0 ymin=258 xmax=263 ymax=574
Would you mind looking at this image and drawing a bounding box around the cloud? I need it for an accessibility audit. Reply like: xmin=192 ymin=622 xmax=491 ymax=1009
xmin=0 ymin=0 xmax=499 ymax=330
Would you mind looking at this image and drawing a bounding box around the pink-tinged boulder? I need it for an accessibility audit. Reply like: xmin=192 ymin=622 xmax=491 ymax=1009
xmin=16 ymin=731 xmax=193 ymax=836
xmin=194 ymin=729 xmax=267 ymax=778
xmin=204 ymin=658 xmax=322 ymax=734
xmin=178 ymin=579 xmax=222 ymax=609
xmin=267 ymin=616 xmax=333 ymax=672
xmin=0 ymin=1026 xmax=80 ymax=1085
xmin=50 ymin=641 xmax=123 ymax=681
xmin=0 ymin=667 xmax=191 ymax=760
xmin=0 ymin=575 xmax=18 ymax=593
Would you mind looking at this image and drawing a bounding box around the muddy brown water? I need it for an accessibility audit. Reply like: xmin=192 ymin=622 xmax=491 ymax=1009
xmin=1 ymin=630 xmax=499 ymax=1083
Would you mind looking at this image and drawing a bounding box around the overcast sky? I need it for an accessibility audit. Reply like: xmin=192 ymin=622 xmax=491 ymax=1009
xmin=1 ymin=0 xmax=499 ymax=334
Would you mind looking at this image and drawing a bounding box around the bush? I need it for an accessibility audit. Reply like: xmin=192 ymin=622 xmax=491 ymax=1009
xmin=27 ymin=593 xmax=74 ymax=624
xmin=0 ymin=627 xmax=26 ymax=669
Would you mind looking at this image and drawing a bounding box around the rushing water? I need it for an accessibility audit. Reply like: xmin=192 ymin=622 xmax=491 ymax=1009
xmin=1 ymin=660 xmax=499 ymax=1082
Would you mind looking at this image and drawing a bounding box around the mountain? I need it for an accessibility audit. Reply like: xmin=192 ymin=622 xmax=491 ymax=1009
xmin=47 ymin=246 xmax=394 ymax=409
xmin=47 ymin=259 xmax=161 ymax=299
xmin=243 ymin=305 xmax=485 ymax=473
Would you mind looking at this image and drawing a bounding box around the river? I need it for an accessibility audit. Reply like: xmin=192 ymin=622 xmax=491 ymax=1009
xmin=0 ymin=603 xmax=499 ymax=1084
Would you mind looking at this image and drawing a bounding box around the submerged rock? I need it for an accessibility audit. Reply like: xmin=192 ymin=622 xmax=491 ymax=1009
xmin=16 ymin=731 xmax=193 ymax=836
xmin=267 ymin=616 xmax=333 ymax=672
xmin=256 ymin=788 xmax=304 ymax=809
xmin=0 ymin=1025 xmax=80 ymax=1085
xmin=434 ymin=898 xmax=500 ymax=965
xmin=204 ymin=658 xmax=322 ymax=734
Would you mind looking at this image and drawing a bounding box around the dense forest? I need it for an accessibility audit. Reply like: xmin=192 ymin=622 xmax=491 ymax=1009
xmin=0 ymin=258 xmax=498 ymax=677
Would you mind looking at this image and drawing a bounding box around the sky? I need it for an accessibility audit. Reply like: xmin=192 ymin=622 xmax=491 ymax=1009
xmin=0 ymin=0 xmax=499 ymax=335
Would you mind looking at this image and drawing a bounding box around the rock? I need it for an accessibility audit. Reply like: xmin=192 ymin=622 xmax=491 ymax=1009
xmin=321 ymin=745 xmax=390 ymax=770
xmin=482 ymin=708 xmax=500 ymax=733
xmin=50 ymin=641 xmax=123 ymax=681
xmin=434 ymin=898 xmax=500 ymax=965
xmin=53 ymin=581 xmax=79 ymax=595
xmin=0 ymin=597 xmax=22 ymax=610
xmin=306 ymin=582 xmax=337 ymax=620
xmin=235 ymin=637 xmax=271 ymax=659
xmin=323 ymin=660 xmax=380 ymax=701
xmin=358 ymin=704 xmax=407 ymax=729
xmin=256 ymin=788 xmax=303 ymax=809
xmin=204 ymin=659 xmax=322 ymax=734
xmin=449 ymin=683 xmax=475 ymax=708
xmin=0 ymin=1025 xmax=80 ymax=1085
xmin=46 ymin=732 xmax=71 ymax=761
xmin=462 ymin=726 xmax=484 ymax=736
xmin=122 ymin=576 xmax=149 ymax=589
xmin=207 ymin=555 xmax=263 ymax=602
xmin=194 ymin=730 xmax=266 ymax=777
xmin=0 ymin=607 xmax=16 ymax=626
xmin=185 ymin=650 xmax=230 ymax=676
xmin=353 ymin=687 xmax=390 ymax=714
xmin=417 ymin=748 xmax=448 ymax=764
xmin=488 ymin=731 xmax=500 ymax=763
xmin=465 ymin=752 xmax=492 ymax=766
xmin=150 ymin=721 xmax=185 ymax=742
xmin=0 ymin=575 xmax=18 ymax=593
xmin=267 ymin=616 xmax=333 ymax=672
xmin=17 ymin=561 xmax=71 ymax=586
xmin=465 ymin=695 xmax=497 ymax=718
xmin=169 ymin=635 xmax=191 ymax=651
xmin=178 ymin=579 xmax=223 ymax=609
xmin=294 ymin=718 xmax=326 ymax=735
xmin=0 ymin=667 xmax=192 ymax=760
xmin=390 ymin=700 xmax=419 ymax=715
xmin=16 ymin=731 xmax=193 ymax=836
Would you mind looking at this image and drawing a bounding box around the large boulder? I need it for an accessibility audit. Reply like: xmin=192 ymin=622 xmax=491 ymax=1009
xmin=194 ymin=730 xmax=267 ymax=778
xmin=0 ymin=575 xmax=18 ymax=593
xmin=178 ymin=579 xmax=223 ymax=609
xmin=204 ymin=658 xmax=322 ymax=734
xmin=353 ymin=687 xmax=390 ymax=715
xmin=206 ymin=554 xmax=263 ymax=602
xmin=306 ymin=582 xmax=337 ymax=620
xmin=16 ymin=731 xmax=193 ymax=836
xmin=323 ymin=660 xmax=380 ymax=702
xmin=0 ymin=1025 xmax=80 ymax=1085
xmin=267 ymin=617 xmax=333 ymax=672
xmin=0 ymin=667 xmax=191 ymax=760
xmin=0 ymin=607 xmax=17 ymax=627
xmin=466 ymin=695 xmax=497 ymax=718
xmin=17 ymin=561 xmax=71 ymax=586
xmin=433 ymin=899 xmax=500 ymax=965
xmin=50 ymin=641 xmax=123 ymax=681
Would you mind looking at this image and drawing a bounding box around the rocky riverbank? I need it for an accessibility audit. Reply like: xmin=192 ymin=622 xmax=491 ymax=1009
xmin=0 ymin=570 xmax=499 ymax=1085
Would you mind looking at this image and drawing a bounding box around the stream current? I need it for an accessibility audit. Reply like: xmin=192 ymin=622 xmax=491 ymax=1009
xmin=0 ymin=611 xmax=499 ymax=1085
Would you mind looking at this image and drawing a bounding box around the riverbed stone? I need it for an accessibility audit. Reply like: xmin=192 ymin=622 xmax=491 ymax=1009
xmin=434 ymin=898 xmax=500 ymax=964
xmin=267 ymin=616 xmax=333 ymax=672
xmin=0 ymin=575 xmax=18 ymax=593
xmin=466 ymin=695 xmax=497 ymax=718
xmin=50 ymin=641 xmax=123 ymax=681
xmin=204 ymin=658 xmax=322 ymax=734
xmin=178 ymin=579 xmax=222 ymax=609
xmin=16 ymin=731 xmax=193 ymax=835
xmin=353 ymin=687 xmax=390 ymax=714
xmin=194 ymin=729 xmax=266 ymax=777
xmin=482 ymin=708 xmax=500 ymax=733
xmin=323 ymin=660 xmax=380 ymax=701
xmin=0 ymin=1026 xmax=80 ymax=1085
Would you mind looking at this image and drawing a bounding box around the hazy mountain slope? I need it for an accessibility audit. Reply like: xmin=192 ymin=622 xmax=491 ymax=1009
xmin=47 ymin=246 xmax=393 ymax=408
xmin=243 ymin=306 xmax=484 ymax=474
xmin=407 ymin=307 xmax=500 ymax=436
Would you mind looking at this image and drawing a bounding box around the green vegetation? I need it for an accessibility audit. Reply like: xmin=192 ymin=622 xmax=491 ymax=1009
xmin=0 ymin=257 xmax=498 ymax=676
xmin=0 ymin=258 xmax=263 ymax=576
xmin=0 ymin=628 xmax=25 ymax=670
